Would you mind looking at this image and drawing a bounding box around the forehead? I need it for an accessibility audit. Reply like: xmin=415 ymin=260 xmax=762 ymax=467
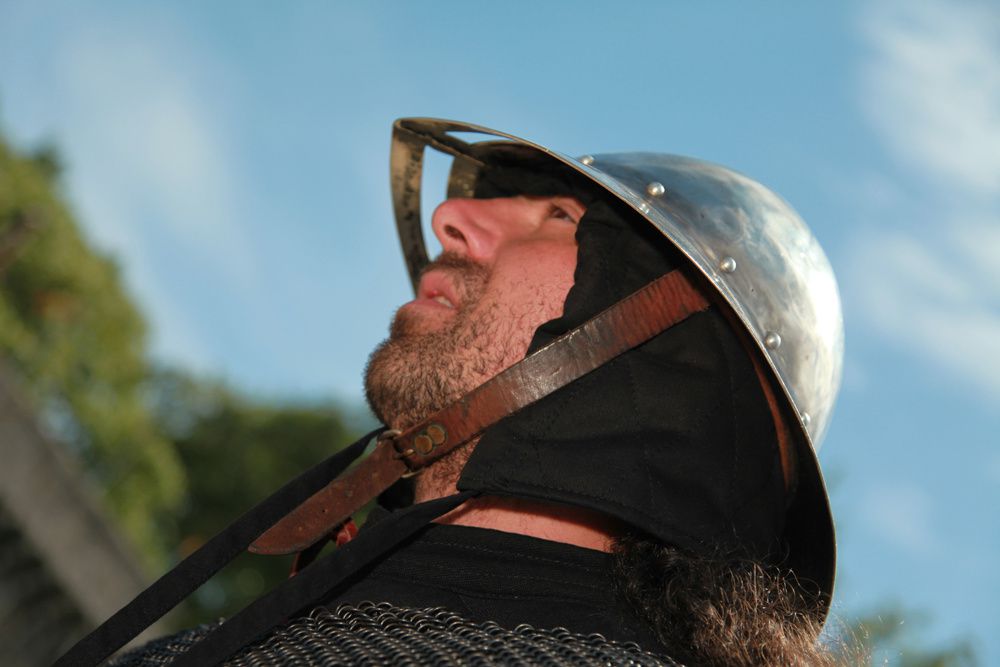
xmin=440 ymin=194 xmax=588 ymax=225
xmin=440 ymin=193 xmax=585 ymax=207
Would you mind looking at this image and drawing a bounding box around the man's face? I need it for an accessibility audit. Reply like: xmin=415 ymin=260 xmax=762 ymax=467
xmin=365 ymin=194 xmax=585 ymax=437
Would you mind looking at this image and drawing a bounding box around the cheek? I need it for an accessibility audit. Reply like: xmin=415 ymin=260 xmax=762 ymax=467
xmin=498 ymin=245 xmax=578 ymax=319
xmin=537 ymin=245 xmax=578 ymax=298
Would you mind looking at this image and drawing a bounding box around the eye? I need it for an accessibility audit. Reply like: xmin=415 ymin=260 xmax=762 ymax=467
xmin=548 ymin=204 xmax=579 ymax=224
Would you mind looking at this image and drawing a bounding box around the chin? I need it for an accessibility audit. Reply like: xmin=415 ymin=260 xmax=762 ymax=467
xmin=391 ymin=304 xmax=455 ymax=337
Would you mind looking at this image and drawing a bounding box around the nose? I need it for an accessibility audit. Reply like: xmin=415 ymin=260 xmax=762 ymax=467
xmin=430 ymin=198 xmax=522 ymax=263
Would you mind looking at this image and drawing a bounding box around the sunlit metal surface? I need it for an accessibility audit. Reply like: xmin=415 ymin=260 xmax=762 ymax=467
xmin=391 ymin=117 xmax=843 ymax=451
xmin=389 ymin=117 xmax=844 ymax=597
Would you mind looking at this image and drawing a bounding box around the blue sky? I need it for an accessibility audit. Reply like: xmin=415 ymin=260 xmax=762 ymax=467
xmin=1 ymin=0 xmax=998 ymax=661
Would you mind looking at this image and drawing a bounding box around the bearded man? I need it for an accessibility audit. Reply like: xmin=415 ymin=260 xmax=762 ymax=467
xmin=61 ymin=118 xmax=844 ymax=666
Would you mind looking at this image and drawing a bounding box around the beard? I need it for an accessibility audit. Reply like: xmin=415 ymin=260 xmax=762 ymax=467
xmin=363 ymin=256 xmax=530 ymax=492
xmin=363 ymin=255 xmax=497 ymax=495
xmin=366 ymin=254 xmax=486 ymax=429
xmin=364 ymin=252 xmax=569 ymax=495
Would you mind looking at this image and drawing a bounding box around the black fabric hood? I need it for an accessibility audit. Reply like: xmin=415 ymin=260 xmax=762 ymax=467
xmin=456 ymin=164 xmax=789 ymax=564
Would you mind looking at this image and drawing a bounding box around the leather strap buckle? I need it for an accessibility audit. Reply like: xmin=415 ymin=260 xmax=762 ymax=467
xmin=250 ymin=268 xmax=710 ymax=556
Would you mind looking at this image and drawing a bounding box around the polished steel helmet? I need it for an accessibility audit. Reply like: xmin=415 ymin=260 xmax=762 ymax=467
xmin=389 ymin=117 xmax=844 ymax=596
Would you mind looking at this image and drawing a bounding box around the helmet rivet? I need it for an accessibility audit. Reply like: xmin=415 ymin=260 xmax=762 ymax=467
xmin=426 ymin=423 xmax=447 ymax=445
xmin=801 ymin=412 xmax=812 ymax=427
xmin=764 ymin=332 xmax=782 ymax=350
xmin=414 ymin=434 xmax=434 ymax=455
xmin=719 ymin=257 xmax=737 ymax=273
xmin=638 ymin=201 xmax=651 ymax=214
xmin=645 ymin=182 xmax=665 ymax=197
xmin=580 ymin=155 xmax=595 ymax=166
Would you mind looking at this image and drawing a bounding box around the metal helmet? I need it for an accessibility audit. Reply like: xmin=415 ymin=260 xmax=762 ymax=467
xmin=389 ymin=117 xmax=844 ymax=599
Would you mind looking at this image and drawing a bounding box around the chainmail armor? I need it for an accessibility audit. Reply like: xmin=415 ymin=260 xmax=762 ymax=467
xmin=109 ymin=601 xmax=680 ymax=666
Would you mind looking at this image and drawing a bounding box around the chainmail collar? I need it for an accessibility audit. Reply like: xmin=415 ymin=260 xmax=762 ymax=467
xmin=110 ymin=601 xmax=682 ymax=666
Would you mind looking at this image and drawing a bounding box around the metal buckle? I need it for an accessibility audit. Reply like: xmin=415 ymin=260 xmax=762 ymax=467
xmin=378 ymin=429 xmax=422 ymax=478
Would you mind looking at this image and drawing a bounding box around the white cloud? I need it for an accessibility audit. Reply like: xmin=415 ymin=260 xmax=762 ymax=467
xmin=58 ymin=26 xmax=255 ymax=283
xmin=850 ymin=0 xmax=1000 ymax=400
xmin=861 ymin=0 xmax=1000 ymax=197
xmin=851 ymin=218 xmax=1000 ymax=400
xmin=863 ymin=483 xmax=939 ymax=555
xmin=841 ymin=355 xmax=871 ymax=395
xmin=43 ymin=14 xmax=260 ymax=371
xmin=70 ymin=180 xmax=215 ymax=371
xmin=952 ymin=219 xmax=1000 ymax=295
xmin=988 ymin=453 xmax=1000 ymax=485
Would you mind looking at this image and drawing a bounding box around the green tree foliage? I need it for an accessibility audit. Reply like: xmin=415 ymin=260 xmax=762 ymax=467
xmin=2 ymin=129 xmax=982 ymax=659
xmin=147 ymin=369 xmax=359 ymax=626
xmin=0 ymin=135 xmax=185 ymax=569
xmin=0 ymin=131 xmax=363 ymax=623
xmin=829 ymin=607 xmax=979 ymax=666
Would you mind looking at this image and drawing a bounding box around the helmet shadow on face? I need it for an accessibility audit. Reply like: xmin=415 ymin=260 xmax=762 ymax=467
xmin=391 ymin=118 xmax=842 ymax=609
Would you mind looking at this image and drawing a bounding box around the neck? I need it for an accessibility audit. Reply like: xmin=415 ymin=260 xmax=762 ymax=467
xmin=431 ymin=495 xmax=622 ymax=553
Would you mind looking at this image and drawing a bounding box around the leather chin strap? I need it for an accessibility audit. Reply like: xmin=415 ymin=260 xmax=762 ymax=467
xmin=53 ymin=268 xmax=711 ymax=667
xmin=251 ymin=267 xmax=710 ymax=556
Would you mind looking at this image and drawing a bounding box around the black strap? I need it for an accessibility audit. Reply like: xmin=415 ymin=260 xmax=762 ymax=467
xmin=55 ymin=427 xmax=384 ymax=667
xmin=252 ymin=269 xmax=710 ymax=556
xmin=172 ymin=492 xmax=475 ymax=666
